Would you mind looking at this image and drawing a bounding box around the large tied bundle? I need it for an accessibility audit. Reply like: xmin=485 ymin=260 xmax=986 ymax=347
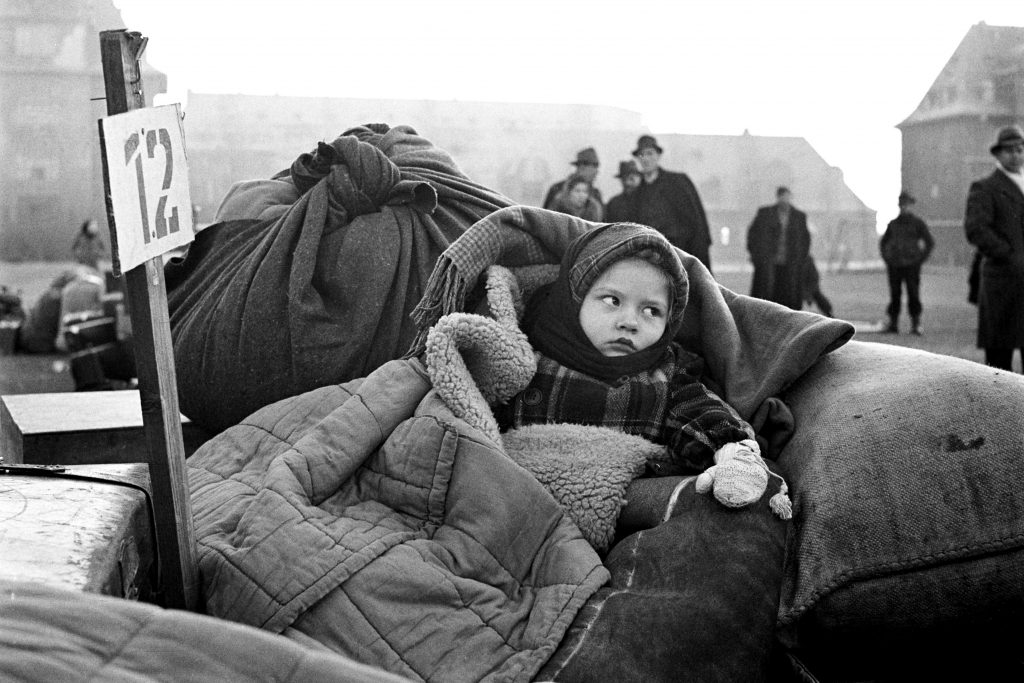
xmin=165 ymin=124 xmax=513 ymax=433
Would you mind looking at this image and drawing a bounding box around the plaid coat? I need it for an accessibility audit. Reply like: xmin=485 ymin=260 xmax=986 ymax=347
xmin=495 ymin=343 xmax=754 ymax=474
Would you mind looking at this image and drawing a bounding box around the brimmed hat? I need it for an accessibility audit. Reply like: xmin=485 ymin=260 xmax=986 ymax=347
xmin=615 ymin=160 xmax=640 ymax=178
xmin=632 ymin=134 xmax=663 ymax=156
xmin=898 ymin=190 xmax=916 ymax=205
xmin=989 ymin=125 xmax=1024 ymax=155
xmin=571 ymin=147 xmax=599 ymax=166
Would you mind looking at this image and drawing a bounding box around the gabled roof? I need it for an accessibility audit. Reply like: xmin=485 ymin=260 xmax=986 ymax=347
xmin=653 ymin=132 xmax=873 ymax=214
xmin=899 ymin=22 xmax=1024 ymax=127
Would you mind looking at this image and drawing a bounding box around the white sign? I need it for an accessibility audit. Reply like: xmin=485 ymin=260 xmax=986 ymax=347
xmin=99 ymin=104 xmax=194 ymax=274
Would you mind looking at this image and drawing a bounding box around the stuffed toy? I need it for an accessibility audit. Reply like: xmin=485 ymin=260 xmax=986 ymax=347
xmin=695 ymin=439 xmax=792 ymax=519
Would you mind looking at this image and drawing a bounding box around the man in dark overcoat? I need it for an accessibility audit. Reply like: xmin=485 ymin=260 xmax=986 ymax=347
xmin=964 ymin=124 xmax=1024 ymax=372
xmin=631 ymin=135 xmax=713 ymax=271
xmin=746 ymin=186 xmax=811 ymax=310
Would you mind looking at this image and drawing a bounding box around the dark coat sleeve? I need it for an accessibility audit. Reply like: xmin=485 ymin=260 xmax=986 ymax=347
xmin=662 ymin=370 xmax=754 ymax=473
xmin=878 ymin=222 xmax=892 ymax=259
xmin=747 ymin=207 xmax=773 ymax=263
xmin=792 ymin=209 xmax=811 ymax=262
xmin=676 ymin=173 xmax=712 ymax=259
xmin=917 ymin=216 xmax=935 ymax=261
xmin=965 ymin=177 xmax=1015 ymax=261
xmin=604 ymin=194 xmax=632 ymax=223
xmin=542 ymin=181 xmax=563 ymax=210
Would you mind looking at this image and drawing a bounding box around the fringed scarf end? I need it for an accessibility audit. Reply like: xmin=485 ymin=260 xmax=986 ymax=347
xmin=405 ymin=255 xmax=470 ymax=358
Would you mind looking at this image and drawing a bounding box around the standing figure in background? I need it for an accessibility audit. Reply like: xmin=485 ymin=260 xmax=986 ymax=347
xmin=543 ymin=147 xmax=603 ymax=212
xmin=631 ymin=135 xmax=713 ymax=271
xmin=964 ymin=125 xmax=1024 ymax=372
xmin=604 ymin=160 xmax=642 ymax=223
xmin=746 ymin=186 xmax=810 ymax=309
xmin=548 ymin=174 xmax=604 ymax=221
xmin=72 ymin=218 xmax=106 ymax=271
xmin=879 ymin=191 xmax=934 ymax=334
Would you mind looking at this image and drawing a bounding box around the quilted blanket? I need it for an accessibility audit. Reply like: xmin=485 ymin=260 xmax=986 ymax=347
xmin=189 ymin=358 xmax=608 ymax=683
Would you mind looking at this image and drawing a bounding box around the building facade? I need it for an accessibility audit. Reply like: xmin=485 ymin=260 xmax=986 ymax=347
xmin=184 ymin=93 xmax=876 ymax=267
xmin=0 ymin=0 xmax=165 ymax=261
xmin=898 ymin=22 xmax=1024 ymax=266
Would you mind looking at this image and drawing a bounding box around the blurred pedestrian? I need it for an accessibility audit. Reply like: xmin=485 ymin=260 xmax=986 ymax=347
xmin=543 ymin=147 xmax=603 ymax=211
xmin=71 ymin=218 xmax=106 ymax=271
xmin=605 ymin=160 xmax=642 ymax=222
xmin=547 ymin=174 xmax=603 ymax=221
xmin=631 ymin=135 xmax=713 ymax=271
xmin=746 ymin=186 xmax=810 ymax=309
xmin=964 ymin=124 xmax=1024 ymax=372
xmin=879 ymin=191 xmax=934 ymax=334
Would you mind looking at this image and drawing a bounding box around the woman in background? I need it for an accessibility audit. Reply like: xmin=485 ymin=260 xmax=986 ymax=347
xmin=549 ymin=174 xmax=603 ymax=222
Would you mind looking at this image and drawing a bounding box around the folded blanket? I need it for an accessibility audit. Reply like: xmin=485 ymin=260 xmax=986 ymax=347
xmin=166 ymin=124 xmax=514 ymax=433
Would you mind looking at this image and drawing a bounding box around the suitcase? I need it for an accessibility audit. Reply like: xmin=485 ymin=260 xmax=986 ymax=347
xmin=0 ymin=462 xmax=155 ymax=600
xmin=63 ymin=310 xmax=136 ymax=391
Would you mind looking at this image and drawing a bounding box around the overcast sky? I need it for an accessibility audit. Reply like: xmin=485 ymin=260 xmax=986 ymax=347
xmin=113 ymin=0 xmax=1022 ymax=230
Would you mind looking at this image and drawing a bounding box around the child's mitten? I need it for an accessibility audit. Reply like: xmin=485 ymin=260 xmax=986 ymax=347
xmin=695 ymin=439 xmax=792 ymax=519
xmin=695 ymin=439 xmax=765 ymax=507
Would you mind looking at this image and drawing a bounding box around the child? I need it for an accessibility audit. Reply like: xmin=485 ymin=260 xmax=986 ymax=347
xmin=495 ymin=221 xmax=789 ymax=513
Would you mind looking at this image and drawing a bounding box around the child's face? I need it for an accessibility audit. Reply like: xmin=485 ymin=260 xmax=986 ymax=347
xmin=578 ymin=258 xmax=671 ymax=356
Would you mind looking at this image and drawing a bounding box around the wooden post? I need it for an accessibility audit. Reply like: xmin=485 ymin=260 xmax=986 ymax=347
xmin=98 ymin=29 xmax=198 ymax=610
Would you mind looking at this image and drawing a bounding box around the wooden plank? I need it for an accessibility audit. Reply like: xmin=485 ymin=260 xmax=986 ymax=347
xmin=0 ymin=391 xmax=212 ymax=465
xmin=0 ymin=463 xmax=153 ymax=599
xmin=99 ymin=29 xmax=198 ymax=610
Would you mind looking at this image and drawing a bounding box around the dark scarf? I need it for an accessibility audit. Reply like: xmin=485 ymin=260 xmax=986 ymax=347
xmin=523 ymin=222 xmax=689 ymax=382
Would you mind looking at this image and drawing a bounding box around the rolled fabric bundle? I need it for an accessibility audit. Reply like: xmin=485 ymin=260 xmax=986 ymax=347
xmin=166 ymin=124 xmax=513 ymax=433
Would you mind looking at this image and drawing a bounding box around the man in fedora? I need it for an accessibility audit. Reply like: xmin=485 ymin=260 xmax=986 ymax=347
xmin=964 ymin=124 xmax=1024 ymax=372
xmin=879 ymin=190 xmax=934 ymax=334
xmin=631 ymin=134 xmax=713 ymax=271
xmin=604 ymin=159 xmax=642 ymax=222
xmin=543 ymin=147 xmax=603 ymax=212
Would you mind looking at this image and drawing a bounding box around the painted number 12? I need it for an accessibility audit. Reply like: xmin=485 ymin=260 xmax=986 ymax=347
xmin=124 ymin=127 xmax=180 ymax=244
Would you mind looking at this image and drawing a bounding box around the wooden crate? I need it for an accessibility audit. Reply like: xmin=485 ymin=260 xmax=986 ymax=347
xmin=0 ymin=463 xmax=154 ymax=599
xmin=0 ymin=390 xmax=212 ymax=465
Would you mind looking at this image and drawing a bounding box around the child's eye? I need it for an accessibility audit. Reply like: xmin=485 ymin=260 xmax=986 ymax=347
xmin=601 ymin=295 xmax=620 ymax=307
xmin=643 ymin=306 xmax=663 ymax=318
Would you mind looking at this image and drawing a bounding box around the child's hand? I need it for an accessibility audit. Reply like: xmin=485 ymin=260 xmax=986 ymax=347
xmin=695 ymin=439 xmax=768 ymax=508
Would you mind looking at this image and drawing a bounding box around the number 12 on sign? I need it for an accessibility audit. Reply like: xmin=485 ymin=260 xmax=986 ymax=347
xmin=99 ymin=103 xmax=194 ymax=275
xmin=125 ymin=127 xmax=180 ymax=244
